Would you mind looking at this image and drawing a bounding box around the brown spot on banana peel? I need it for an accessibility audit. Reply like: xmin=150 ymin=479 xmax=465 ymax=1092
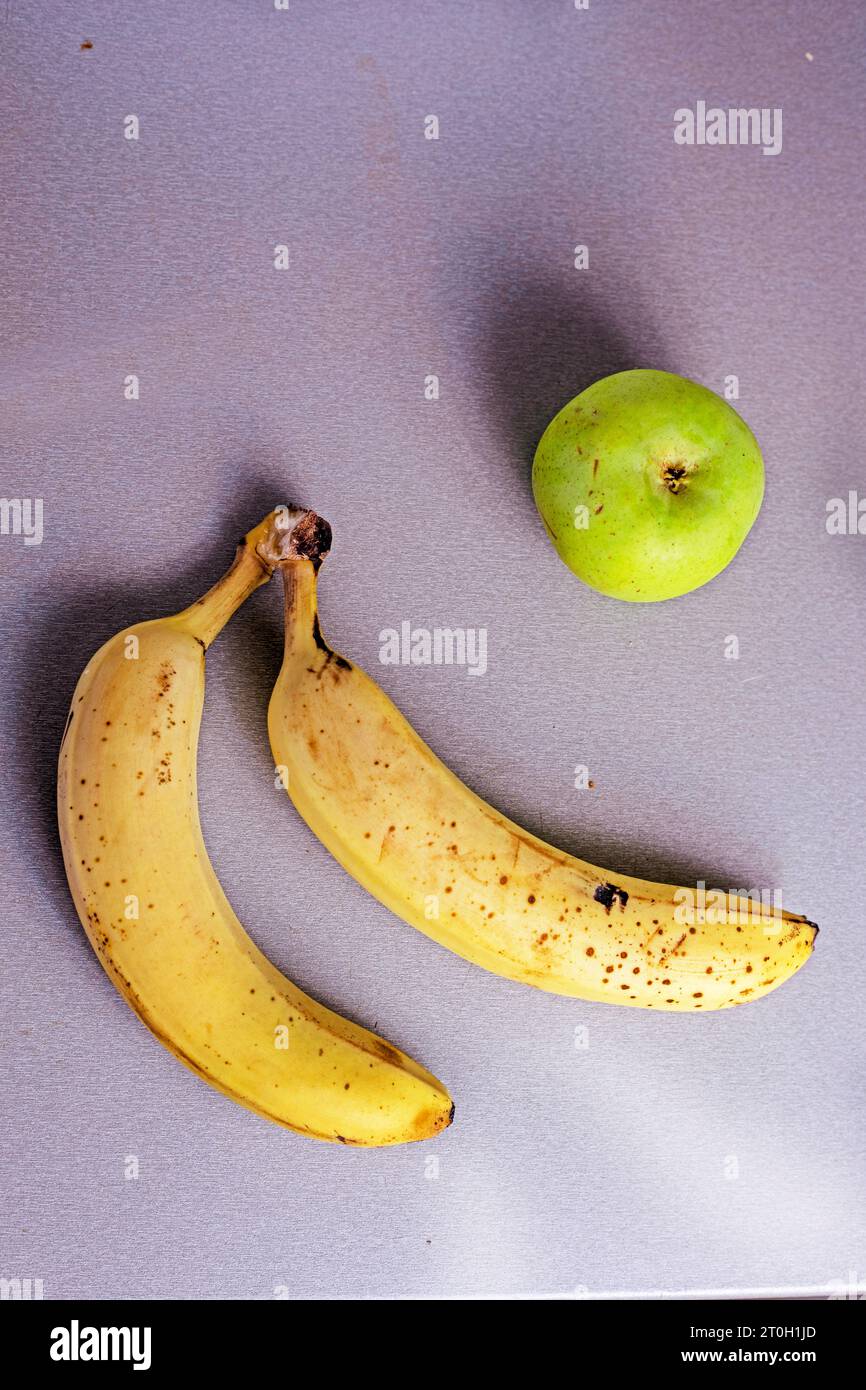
xmin=593 ymin=882 xmax=629 ymax=913
xmin=312 ymin=614 xmax=352 ymax=673
xmin=372 ymin=1038 xmax=403 ymax=1066
xmin=412 ymin=1102 xmax=454 ymax=1139
xmin=656 ymin=931 xmax=688 ymax=966
xmin=778 ymin=916 xmax=819 ymax=947
xmin=493 ymin=820 xmax=575 ymax=871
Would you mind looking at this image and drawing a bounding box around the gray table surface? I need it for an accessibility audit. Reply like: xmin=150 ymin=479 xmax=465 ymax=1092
xmin=2 ymin=1 xmax=864 ymax=1300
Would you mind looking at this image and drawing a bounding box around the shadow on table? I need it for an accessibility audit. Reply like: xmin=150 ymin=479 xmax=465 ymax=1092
xmin=478 ymin=266 xmax=676 ymax=503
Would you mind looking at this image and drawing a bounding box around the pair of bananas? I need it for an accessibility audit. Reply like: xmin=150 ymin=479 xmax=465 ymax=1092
xmin=58 ymin=508 xmax=817 ymax=1146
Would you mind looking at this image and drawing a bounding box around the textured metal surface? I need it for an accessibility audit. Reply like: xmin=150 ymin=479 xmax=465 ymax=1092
xmin=1 ymin=2 xmax=864 ymax=1299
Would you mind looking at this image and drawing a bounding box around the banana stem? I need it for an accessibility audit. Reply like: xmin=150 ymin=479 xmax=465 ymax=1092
xmin=280 ymin=559 xmax=320 ymax=659
xmin=175 ymin=543 xmax=272 ymax=649
xmin=273 ymin=509 xmax=332 ymax=660
xmin=175 ymin=508 xmax=332 ymax=650
xmin=174 ymin=507 xmax=294 ymax=648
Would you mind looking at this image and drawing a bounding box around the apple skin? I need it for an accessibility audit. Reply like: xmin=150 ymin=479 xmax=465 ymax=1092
xmin=531 ymin=369 xmax=765 ymax=602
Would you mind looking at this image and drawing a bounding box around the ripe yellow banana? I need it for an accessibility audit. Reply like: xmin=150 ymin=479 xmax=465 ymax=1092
xmin=268 ymin=522 xmax=817 ymax=1011
xmin=57 ymin=509 xmax=453 ymax=1145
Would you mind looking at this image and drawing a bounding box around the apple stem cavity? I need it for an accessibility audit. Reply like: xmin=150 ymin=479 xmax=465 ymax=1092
xmin=660 ymin=461 xmax=691 ymax=494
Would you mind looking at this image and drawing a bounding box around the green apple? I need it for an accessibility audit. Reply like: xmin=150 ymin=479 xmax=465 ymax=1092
xmin=531 ymin=369 xmax=764 ymax=601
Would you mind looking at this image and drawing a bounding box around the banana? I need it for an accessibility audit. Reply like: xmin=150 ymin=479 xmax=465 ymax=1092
xmin=57 ymin=509 xmax=453 ymax=1145
xmin=268 ymin=520 xmax=817 ymax=1011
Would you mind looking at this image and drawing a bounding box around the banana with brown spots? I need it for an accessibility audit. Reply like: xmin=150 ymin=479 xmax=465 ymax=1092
xmin=268 ymin=517 xmax=816 ymax=1012
xmin=57 ymin=510 xmax=453 ymax=1144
